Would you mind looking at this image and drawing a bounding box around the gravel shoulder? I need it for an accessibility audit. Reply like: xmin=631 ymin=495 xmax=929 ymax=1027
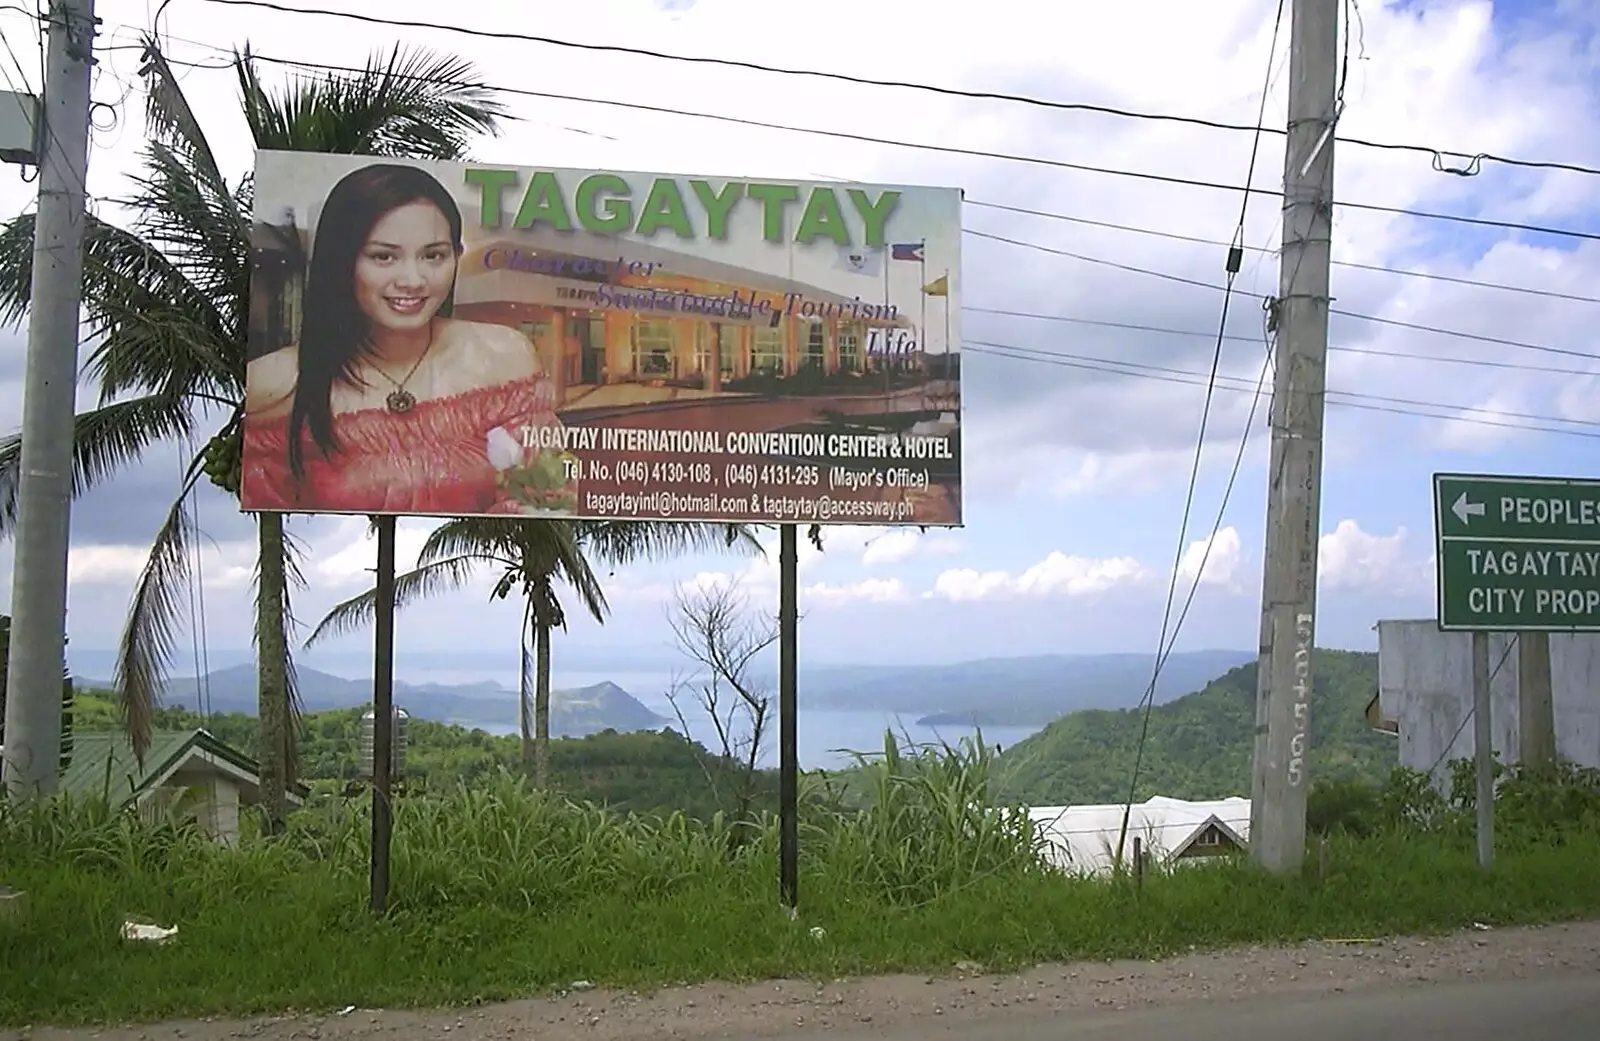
xmin=15 ymin=920 xmax=1600 ymax=1041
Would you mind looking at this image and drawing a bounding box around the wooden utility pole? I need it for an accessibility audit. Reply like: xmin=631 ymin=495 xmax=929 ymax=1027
xmin=1250 ymin=0 xmax=1340 ymax=874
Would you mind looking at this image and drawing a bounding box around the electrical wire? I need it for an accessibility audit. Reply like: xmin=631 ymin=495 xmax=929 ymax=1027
xmin=966 ymin=200 xmax=1600 ymax=307
xmin=1113 ymin=0 xmax=1286 ymax=869
xmin=140 ymin=45 xmax=1600 ymax=245
xmin=194 ymin=0 xmax=1600 ymax=181
xmin=968 ymin=229 xmax=1600 ymax=366
xmin=966 ymin=308 xmax=1600 ymax=379
xmin=964 ymin=342 xmax=1600 ymax=441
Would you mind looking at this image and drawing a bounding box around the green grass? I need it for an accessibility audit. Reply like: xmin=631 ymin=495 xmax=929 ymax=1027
xmin=4 ymin=741 xmax=1600 ymax=1027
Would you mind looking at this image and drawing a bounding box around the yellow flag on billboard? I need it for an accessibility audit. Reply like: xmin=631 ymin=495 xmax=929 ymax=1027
xmin=922 ymin=273 xmax=949 ymax=297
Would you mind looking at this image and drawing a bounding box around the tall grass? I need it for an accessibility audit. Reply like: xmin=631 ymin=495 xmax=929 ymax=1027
xmin=3 ymin=736 xmax=1600 ymax=1027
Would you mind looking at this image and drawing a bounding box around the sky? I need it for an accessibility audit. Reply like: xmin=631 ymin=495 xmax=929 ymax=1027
xmin=0 ymin=0 xmax=1597 ymax=683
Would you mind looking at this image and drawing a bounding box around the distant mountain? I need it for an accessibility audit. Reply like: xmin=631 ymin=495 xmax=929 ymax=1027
xmin=796 ymin=650 xmax=1255 ymax=727
xmin=78 ymin=665 xmax=667 ymax=738
xmin=995 ymin=649 xmax=1391 ymax=805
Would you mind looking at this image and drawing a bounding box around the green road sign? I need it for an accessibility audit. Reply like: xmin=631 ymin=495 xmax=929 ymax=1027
xmin=1433 ymin=472 xmax=1600 ymax=632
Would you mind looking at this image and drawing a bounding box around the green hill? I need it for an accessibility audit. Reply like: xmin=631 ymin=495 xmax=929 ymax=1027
xmin=995 ymin=649 xmax=1392 ymax=805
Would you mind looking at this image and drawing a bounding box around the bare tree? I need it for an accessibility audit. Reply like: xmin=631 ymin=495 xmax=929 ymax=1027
xmin=665 ymin=580 xmax=780 ymax=848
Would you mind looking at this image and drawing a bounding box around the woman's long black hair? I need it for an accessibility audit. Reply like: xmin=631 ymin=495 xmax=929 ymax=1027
xmin=286 ymin=162 xmax=465 ymax=479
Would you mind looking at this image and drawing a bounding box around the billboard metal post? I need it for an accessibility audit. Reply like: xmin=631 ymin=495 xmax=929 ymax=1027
xmin=778 ymin=524 xmax=799 ymax=914
xmin=1471 ymin=630 xmax=1494 ymax=871
xmin=369 ymin=515 xmax=398 ymax=915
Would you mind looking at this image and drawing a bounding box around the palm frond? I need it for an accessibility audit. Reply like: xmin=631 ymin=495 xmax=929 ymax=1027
xmin=138 ymin=37 xmax=228 ymax=190
xmin=580 ymin=521 xmax=764 ymax=568
xmin=0 ymin=392 xmax=195 ymax=538
xmin=237 ymin=44 xmax=509 ymax=159
xmin=0 ymin=213 xmax=238 ymax=402
xmin=416 ymin=517 xmax=521 ymax=568
xmin=111 ymin=456 xmax=206 ymax=764
xmin=303 ymin=553 xmax=485 ymax=647
xmin=122 ymin=141 xmax=250 ymax=316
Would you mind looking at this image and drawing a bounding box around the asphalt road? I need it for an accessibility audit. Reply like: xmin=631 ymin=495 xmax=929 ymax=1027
xmin=837 ymin=974 xmax=1600 ymax=1041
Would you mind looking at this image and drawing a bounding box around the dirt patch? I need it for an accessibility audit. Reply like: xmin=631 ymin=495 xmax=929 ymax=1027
xmin=13 ymin=920 xmax=1600 ymax=1041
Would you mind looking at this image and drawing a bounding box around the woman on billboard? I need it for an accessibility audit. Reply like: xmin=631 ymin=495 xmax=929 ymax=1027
xmin=241 ymin=162 xmax=575 ymax=516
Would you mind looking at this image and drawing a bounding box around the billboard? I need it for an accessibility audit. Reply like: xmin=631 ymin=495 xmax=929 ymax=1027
xmin=241 ymin=152 xmax=963 ymax=526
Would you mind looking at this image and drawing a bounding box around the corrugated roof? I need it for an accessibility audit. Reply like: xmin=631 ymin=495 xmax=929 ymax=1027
xmin=58 ymin=729 xmax=267 ymax=806
xmin=1028 ymin=796 xmax=1251 ymax=876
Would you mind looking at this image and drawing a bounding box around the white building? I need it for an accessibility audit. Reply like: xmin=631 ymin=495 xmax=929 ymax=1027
xmin=1372 ymin=619 xmax=1600 ymax=787
xmin=1028 ymin=795 xmax=1250 ymax=876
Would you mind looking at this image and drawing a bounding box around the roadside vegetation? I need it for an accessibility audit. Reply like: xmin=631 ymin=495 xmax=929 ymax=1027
xmin=3 ymin=736 xmax=1599 ymax=1026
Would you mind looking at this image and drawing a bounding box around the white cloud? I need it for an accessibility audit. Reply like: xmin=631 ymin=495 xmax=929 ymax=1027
xmin=1318 ymin=519 xmax=1416 ymax=594
xmin=929 ymin=550 xmax=1148 ymax=602
xmin=858 ymin=527 xmax=962 ymax=566
xmin=1175 ymin=526 xmax=1244 ymax=591
xmin=803 ymin=577 xmax=911 ymax=606
xmin=67 ymin=538 xmax=257 ymax=591
xmin=310 ymin=518 xmax=440 ymax=587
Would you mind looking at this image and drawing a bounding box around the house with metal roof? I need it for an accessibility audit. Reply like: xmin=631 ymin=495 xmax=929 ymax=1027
xmin=55 ymin=729 xmax=307 ymax=844
xmin=1028 ymin=796 xmax=1251 ymax=876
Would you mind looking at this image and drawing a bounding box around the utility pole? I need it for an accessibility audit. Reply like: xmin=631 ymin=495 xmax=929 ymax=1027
xmin=1249 ymin=0 xmax=1340 ymax=874
xmin=1 ymin=0 xmax=98 ymax=800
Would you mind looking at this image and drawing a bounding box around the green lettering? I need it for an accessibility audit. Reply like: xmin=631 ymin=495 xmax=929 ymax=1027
xmin=635 ymin=178 xmax=694 ymax=238
xmin=848 ymin=189 xmax=901 ymax=248
xmin=746 ymin=182 xmax=801 ymax=243
xmin=513 ymin=171 xmax=573 ymax=232
xmin=576 ymin=173 xmax=632 ymax=234
xmin=794 ymin=186 xmax=850 ymax=246
xmin=464 ymin=168 xmax=520 ymax=228
xmin=691 ymin=179 xmax=744 ymax=240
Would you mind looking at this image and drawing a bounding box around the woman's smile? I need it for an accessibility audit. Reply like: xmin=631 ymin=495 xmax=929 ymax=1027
xmin=353 ymin=199 xmax=460 ymax=335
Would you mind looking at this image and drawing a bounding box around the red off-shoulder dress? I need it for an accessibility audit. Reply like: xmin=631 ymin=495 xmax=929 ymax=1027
xmin=239 ymin=325 xmax=564 ymax=515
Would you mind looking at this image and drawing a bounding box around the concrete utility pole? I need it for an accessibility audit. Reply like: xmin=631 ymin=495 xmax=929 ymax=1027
xmin=1249 ymin=0 xmax=1340 ymax=874
xmin=1517 ymin=632 xmax=1556 ymax=766
xmin=1 ymin=0 xmax=98 ymax=799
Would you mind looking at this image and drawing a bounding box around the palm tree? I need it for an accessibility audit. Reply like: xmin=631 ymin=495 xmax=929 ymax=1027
xmin=307 ymin=519 xmax=762 ymax=788
xmin=0 ymin=38 xmax=509 ymax=827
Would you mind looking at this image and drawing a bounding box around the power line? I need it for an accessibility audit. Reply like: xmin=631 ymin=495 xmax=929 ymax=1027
xmin=964 ymin=342 xmax=1600 ymax=441
xmin=965 ymin=307 xmax=1600 ymax=379
xmin=967 ymin=200 xmax=1600 ymax=307
xmin=1115 ymin=0 xmax=1285 ymax=871
xmin=144 ymin=45 xmax=1600 ymax=246
xmin=195 ymin=0 xmax=1600 ymax=181
xmin=969 ymin=229 xmax=1600 ymax=365
xmin=968 ymin=339 xmax=1600 ymax=430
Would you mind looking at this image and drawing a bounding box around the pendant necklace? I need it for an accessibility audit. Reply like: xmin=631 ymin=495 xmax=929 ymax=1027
xmin=375 ymin=324 xmax=436 ymax=414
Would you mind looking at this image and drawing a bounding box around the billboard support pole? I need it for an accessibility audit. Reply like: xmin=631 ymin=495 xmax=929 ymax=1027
xmin=1472 ymin=630 xmax=1494 ymax=871
xmin=778 ymin=523 xmax=799 ymax=914
xmin=1 ymin=0 xmax=98 ymax=799
xmin=369 ymin=514 xmax=398 ymax=915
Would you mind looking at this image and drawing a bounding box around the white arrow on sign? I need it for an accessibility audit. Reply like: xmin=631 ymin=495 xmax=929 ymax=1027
xmin=1451 ymin=491 xmax=1486 ymax=526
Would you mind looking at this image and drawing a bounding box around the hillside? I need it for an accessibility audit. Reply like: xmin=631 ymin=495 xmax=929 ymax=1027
xmin=802 ymin=649 xmax=1253 ymax=726
xmin=995 ymin=649 xmax=1392 ymax=805
xmin=79 ymin=665 xmax=667 ymax=737
xmin=68 ymin=694 xmax=768 ymax=821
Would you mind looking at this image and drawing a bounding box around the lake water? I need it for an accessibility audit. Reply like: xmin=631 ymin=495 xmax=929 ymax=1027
xmin=398 ymin=667 xmax=1043 ymax=771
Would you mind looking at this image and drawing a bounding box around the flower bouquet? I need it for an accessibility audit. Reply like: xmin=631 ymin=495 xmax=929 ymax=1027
xmin=486 ymin=427 xmax=580 ymax=513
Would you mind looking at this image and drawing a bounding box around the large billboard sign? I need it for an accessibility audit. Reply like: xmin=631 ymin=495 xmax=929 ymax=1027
xmin=241 ymin=152 xmax=964 ymax=526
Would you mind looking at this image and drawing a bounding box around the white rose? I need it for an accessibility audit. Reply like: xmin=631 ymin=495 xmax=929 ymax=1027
xmin=485 ymin=426 xmax=523 ymax=471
